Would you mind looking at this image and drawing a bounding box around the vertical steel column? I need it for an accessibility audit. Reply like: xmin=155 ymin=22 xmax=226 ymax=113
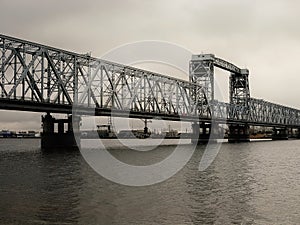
xmin=73 ymin=57 xmax=78 ymax=105
xmin=41 ymin=52 xmax=44 ymax=101
xmin=47 ymin=60 xmax=51 ymax=102
xmin=100 ymin=65 xmax=103 ymax=108
xmin=1 ymin=38 xmax=5 ymax=98
xmin=189 ymin=54 xmax=214 ymax=118
xmin=229 ymin=69 xmax=250 ymax=120
xmin=14 ymin=54 xmax=17 ymax=99
xmin=228 ymin=69 xmax=251 ymax=142
xmin=190 ymin=54 xmax=215 ymax=144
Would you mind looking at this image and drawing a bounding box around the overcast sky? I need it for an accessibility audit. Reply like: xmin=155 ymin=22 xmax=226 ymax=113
xmin=1 ymin=0 xmax=300 ymax=130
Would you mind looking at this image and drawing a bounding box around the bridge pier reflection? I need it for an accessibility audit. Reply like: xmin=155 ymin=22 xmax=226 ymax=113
xmin=228 ymin=124 xmax=250 ymax=143
xmin=41 ymin=113 xmax=80 ymax=150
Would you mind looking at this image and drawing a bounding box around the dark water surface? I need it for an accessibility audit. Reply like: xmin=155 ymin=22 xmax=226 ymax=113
xmin=0 ymin=139 xmax=299 ymax=224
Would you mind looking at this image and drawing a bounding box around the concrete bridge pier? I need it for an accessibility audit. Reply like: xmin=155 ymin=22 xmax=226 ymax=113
xmin=41 ymin=113 xmax=81 ymax=150
xmin=272 ymin=127 xmax=288 ymax=140
xmin=297 ymin=128 xmax=300 ymax=139
xmin=191 ymin=122 xmax=223 ymax=144
xmin=288 ymin=127 xmax=295 ymax=138
xmin=228 ymin=124 xmax=250 ymax=143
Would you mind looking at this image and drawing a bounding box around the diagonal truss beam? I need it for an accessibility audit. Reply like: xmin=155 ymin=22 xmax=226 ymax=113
xmin=44 ymin=51 xmax=72 ymax=104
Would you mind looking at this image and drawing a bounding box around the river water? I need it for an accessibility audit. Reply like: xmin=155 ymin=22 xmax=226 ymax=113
xmin=0 ymin=138 xmax=299 ymax=224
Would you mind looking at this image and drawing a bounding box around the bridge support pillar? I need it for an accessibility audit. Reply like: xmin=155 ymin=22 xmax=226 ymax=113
xmin=228 ymin=124 xmax=250 ymax=143
xmin=272 ymin=127 xmax=288 ymax=140
xmin=297 ymin=128 xmax=300 ymax=139
xmin=191 ymin=122 xmax=222 ymax=144
xmin=41 ymin=113 xmax=81 ymax=150
xmin=288 ymin=128 xmax=294 ymax=138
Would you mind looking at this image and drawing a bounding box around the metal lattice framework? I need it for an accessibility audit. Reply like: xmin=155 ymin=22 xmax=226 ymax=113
xmin=212 ymin=99 xmax=300 ymax=126
xmin=189 ymin=54 xmax=214 ymax=118
xmin=0 ymin=34 xmax=205 ymax=121
xmin=1 ymin=34 xmax=300 ymax=127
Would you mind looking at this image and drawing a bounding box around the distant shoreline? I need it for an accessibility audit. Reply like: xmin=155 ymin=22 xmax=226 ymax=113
xmin=0 ymin=137 xmax=40 ymax=139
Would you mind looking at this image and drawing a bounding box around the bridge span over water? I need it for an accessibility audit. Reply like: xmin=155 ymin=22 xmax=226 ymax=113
xmin=1 ymin=34 xmax=300 ymax=148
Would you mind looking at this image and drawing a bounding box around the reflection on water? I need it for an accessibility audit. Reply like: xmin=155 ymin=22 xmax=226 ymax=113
xmin=0 ymin=139 xmax=299 ymax=224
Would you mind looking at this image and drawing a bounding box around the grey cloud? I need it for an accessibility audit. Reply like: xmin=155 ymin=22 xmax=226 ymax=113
xmin=0 ymin=0 xmax=300 ymax=129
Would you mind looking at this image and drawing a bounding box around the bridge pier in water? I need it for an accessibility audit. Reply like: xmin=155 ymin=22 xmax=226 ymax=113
xmin=228 ymin=124 xmax=250 ymax=143
xmin=272 ymin=127 xmax=288 ymax=140
xmin=297 ymin=128 xmax=300 ymax=139
xmin=41 ymin=113 xmax=81 ymax=150
xmin=191 ymin=122 xmax=223 ymax=144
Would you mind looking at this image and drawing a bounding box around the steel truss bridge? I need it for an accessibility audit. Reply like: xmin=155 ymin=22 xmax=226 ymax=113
xmin=1 ymin=34 xmax=300 ymax=129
